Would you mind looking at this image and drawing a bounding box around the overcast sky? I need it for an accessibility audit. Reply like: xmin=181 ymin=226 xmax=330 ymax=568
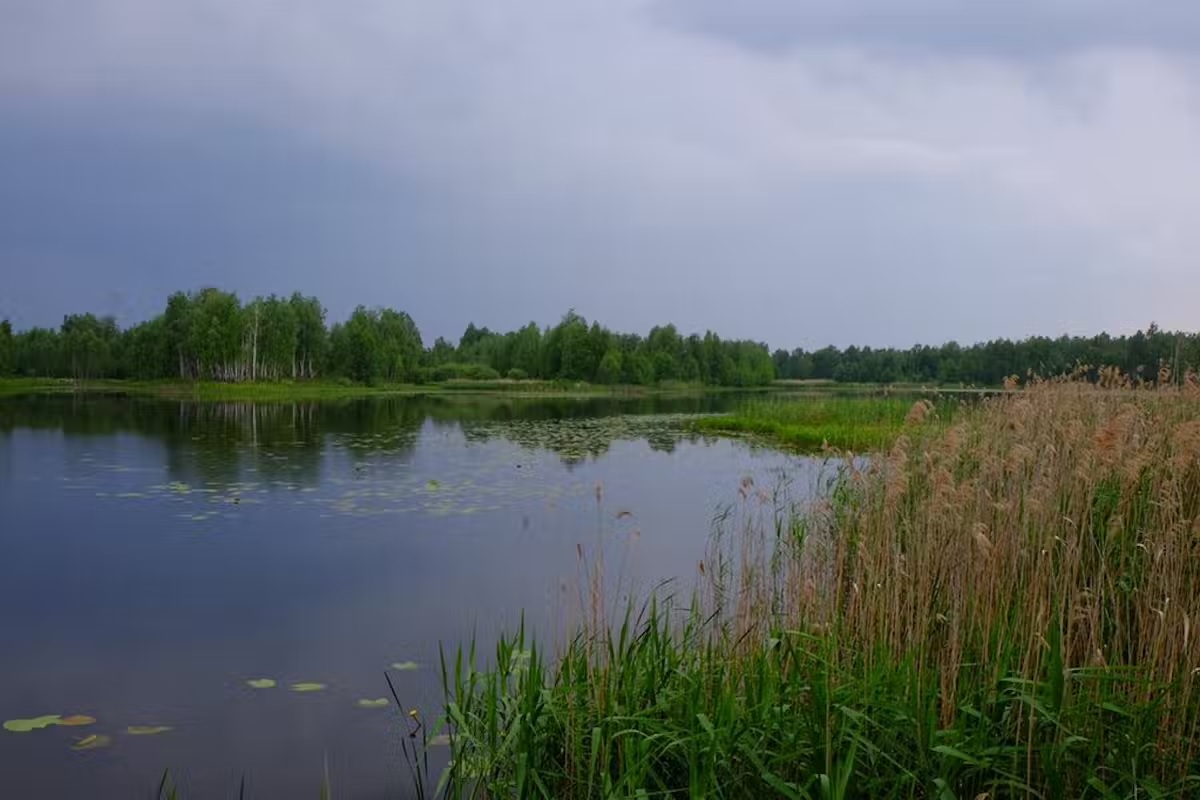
xmin=1 ymin=0 xmax=1197 ymax=349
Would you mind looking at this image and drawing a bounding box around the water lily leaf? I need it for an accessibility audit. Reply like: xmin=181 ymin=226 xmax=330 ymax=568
xmin=4 ymin=715 xmax=62 ymax=733
xmin=72 ymin=734 xmax=112 ymax=751
xmin=58 ymin=715 xmax=97 ymax=727
xmin=390 ymin=661 xmax=419 ymax=672
xmin=246 ymin=678 xmax=276 ymax=689
xmin=126 ymin=726 xmax=172 ymax=736
xmin=290 ymin=682 xmax=327 ymax=693
xmin=356 ymin=698 xmax=389 ymax=709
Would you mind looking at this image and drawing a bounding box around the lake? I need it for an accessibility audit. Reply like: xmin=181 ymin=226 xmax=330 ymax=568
xmin=0 ymin=392 xmax=827 ymax=798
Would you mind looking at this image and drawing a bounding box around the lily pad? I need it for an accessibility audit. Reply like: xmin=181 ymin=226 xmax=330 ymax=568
xmin=246 ymin=678 xmax=277 ymax=689
xmin=3 ymin=715 xmax=62 ymax=733
xmin=72 ymin=734 xmax=113 ymax=751
xmin=356 ymin=698 xmax=390 ymax=709
xmin=126 ymin=726 xmax=172 ymax=736
xmin=58 ymin=715 xmax=97 ymax=727
xmin=390 ymin=661 xmax=419 ymax=672
xmin=290 ymin=682 xmax=327 ymax=693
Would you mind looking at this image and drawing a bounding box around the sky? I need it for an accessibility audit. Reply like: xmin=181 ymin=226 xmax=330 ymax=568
xmin=1 ymin=0 xmax=1198 ymax=350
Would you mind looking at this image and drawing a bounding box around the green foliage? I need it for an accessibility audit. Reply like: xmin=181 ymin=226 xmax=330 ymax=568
xmin=595 ymin=348 xmax=623 ymax=384
xmin=697 ymin=396 xmax=935 ymax=451
xmin=328 ymin=306 xmax=423 ymax=384
xmin=60 ymin=313 xmax=119 ymax=380
xmin=17 ymin=292 xmax=1189 ymax=390
xmin=0 ymin=319 xmax=13 ymax=376
xmin=419 ymin=363 xmax=502 ymax=383
xmin=776 ymin=322 xmax=1195 ymax=386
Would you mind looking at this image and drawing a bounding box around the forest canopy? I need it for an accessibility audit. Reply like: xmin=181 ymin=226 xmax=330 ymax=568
xmin=0 ymin=290 xmax=1194 ymax=387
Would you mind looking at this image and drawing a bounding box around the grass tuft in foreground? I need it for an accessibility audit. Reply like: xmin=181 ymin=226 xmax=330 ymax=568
xmin=440 ymin=379 xmax=1200 ymax=798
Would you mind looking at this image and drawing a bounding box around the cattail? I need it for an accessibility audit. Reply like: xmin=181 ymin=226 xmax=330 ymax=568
xmin=905 ymin=399 xmax=933 ymax=425
xmin=972 ymin=523 xmax=994 ymax=560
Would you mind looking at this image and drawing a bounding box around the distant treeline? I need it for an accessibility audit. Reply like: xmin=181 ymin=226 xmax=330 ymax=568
xmin=770 ymin=323 xmax=1198 ymax=385
xmin=0 ymin=289 xmax=773 ymax=386
xmin=0 ymin=289 xmax=1194 ymax=386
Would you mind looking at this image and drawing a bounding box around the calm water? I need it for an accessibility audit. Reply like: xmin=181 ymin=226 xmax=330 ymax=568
xmin=0 ymin=393 xmax=823 ymax=798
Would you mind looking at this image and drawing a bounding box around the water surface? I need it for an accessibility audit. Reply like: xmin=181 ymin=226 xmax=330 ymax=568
xmin=0 ymin=393 xmax=822 ymax=798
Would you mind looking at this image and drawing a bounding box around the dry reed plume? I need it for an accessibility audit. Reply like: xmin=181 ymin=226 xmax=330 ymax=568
xmin=444 ymin=378 xmax=1200 ymax=798
xmin=709 ymin=378 xmax=1200 ymax=793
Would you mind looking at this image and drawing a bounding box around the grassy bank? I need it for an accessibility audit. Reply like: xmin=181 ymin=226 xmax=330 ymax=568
xmin=437 ymin=381 xmax=1200 ymax=798
xmin=0 ymin=377 xmax=427 ymax=400
xmin=694 ymin=394 xmax=948 ymax=451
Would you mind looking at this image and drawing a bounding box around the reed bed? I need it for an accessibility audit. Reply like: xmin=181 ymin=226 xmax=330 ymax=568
xmin=438 ymin=377 xmax=1200 ymax=798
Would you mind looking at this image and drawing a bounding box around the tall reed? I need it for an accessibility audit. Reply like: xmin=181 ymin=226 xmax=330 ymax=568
xmin=440 ymin=378 xmax=1200 ymax=798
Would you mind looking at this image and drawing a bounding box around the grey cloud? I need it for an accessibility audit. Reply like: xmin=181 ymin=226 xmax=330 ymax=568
xmin=655 ymin=0 xmax=1200 ymax=57
xmin=0 ymin=0 xmax=1197 ymax=348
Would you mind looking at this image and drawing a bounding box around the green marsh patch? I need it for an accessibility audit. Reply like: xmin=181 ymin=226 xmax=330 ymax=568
xmin=694 ymin=394 xmax=948 ymax=451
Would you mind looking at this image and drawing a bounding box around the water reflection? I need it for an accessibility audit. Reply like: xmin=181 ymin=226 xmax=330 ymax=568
xmin=0 ymin=391 xmax=807 ymax=800
xmin=0 ymin=393 xmax=741 ymax=475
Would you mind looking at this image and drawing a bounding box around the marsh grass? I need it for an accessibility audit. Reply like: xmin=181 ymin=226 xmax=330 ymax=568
xmin=694 ymin=394 xmax=950 ymax=451
xmin=440 ymin=378 xmax=1200 ymax=798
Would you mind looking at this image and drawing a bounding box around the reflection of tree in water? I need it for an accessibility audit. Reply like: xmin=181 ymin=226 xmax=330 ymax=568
xmin=162 ymin=402 xmax=328 ymax=487
xmin=0 ymin=392 xmax=733 ymax=475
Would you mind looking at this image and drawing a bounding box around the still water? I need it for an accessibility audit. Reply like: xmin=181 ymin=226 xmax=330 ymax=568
xmin=0 ymin=393 xmax=822 ymax=798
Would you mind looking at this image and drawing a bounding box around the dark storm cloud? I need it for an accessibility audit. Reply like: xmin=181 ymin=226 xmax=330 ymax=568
xmin=0 ymin=101 xmax=432 ymax=330
xmin=0 ymin=0 xmax=1197 ymax=347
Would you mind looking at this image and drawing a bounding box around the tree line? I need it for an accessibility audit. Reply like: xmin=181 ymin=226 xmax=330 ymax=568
xmin=0 ymin=289 xmax=1194 ymax=387
xmin=0 ymin=289 xmax=773 ymax=386
xmin=770 ymin=323 xmax=1199 ymax=385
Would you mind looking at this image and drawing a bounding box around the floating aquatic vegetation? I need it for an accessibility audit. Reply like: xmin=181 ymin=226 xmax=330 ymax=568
xmin=246 ymin=678 xmax=276 ymax=689
xmin=390 ymin=661 xmax=419 ymax=672
xmin=57 ymin=715 xmax=97 ymax=727
xmin=71 ymin=734 xmax=112 ymax=751
xmin=126 ymin=726 xmax=172 ymax=736
xmin=3 ymin=715 xmax=62 ymax=733
xmin=356 ymin=698 xmax=390 ymax=709
xmin=290 ymin=682 xmax=327 ymax=693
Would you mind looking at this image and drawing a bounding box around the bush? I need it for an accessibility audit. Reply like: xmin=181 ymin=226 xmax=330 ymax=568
xmin=426 ymin=362 xmax=502 ymax=382
xmin=506 ymin=368 xmax=529 ymax=381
